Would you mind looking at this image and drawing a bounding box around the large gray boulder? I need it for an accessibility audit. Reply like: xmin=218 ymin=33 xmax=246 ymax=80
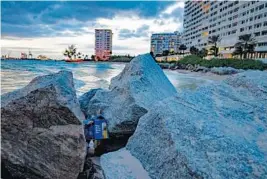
xmin=1 ymin=71 xmax=86 ymax=179
xmin=126 ymin=71 xmax=267 ymax=179
xmin=80 ymin=53 xmax=177 ymax=135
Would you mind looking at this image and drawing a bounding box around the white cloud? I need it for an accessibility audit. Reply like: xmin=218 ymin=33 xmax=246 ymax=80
xmin=162 ymin=1 xmax=184 ymax=15
xmin=2 ymin=3 xmax=184 ymax=59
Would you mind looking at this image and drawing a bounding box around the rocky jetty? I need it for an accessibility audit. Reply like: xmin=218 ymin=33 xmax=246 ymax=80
xmin=210 ymin=67 xmax=243 ymax=75
xmin=1 ymin=71 xmax=86 ymax=179
xmin=99 ymin=54 xmax=267 ymax=179
xmin=2 ymin=53 xmax=267 ymax=179
xmin=125 ymin=71 xmax=267 ymax=179
xmin=183 ymin=64 xmax=243 ymax=74
xmin=79 ymin=53 xmax=177 ymax=136
xmin=159 ymin=63 xmax=243 ymax=75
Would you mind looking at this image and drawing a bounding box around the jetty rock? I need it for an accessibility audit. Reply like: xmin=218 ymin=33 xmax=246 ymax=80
xmin=80 ymin=53 xmax=177 ymax=135
xmin=79 ymin=88 xmax=102 ymax=118
xmin=124 ymin=71 xmax=267 ymax=179
xmin=101 ymin=148 xmax=151 ymax=179
xmin=210 ymin=67 xmax=243 ymax=75
xmin=1 ymin=71 xmax=86 ymax=179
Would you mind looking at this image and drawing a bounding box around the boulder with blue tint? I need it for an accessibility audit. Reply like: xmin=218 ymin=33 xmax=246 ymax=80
xmin=126 ymin=71 xmax=267 ymax=179
xmin=81 ymin=53 xmax=177 ymax=135
xmin=1 ymin=71 xmax=86 ymax=179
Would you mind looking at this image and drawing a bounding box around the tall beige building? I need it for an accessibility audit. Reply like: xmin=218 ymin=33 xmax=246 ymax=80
xmin=95 ymin=29 xmax=112 ymax=61
xmin=150 ymin=31 xmax=181 ymax=55
xmin=183 ymin=1 xmax=267 ymax=58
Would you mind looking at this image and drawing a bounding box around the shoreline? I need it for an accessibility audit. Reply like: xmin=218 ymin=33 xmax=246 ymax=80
xmin=166 ymin=69 xmax=230 ymax=81
xmin=158 ymin=62 xmax=263 ymax=75
xmin=1 ymin=58 xmax=131 ymax=63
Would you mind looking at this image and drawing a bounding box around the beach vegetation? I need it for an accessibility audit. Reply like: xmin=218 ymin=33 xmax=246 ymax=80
xmin=179 ymin=44 xmax=187 ymax=55
xmin=208 ymin=35 xmax=221 ymax=57
xmin=233 ymin=34 xmax=256 ymax=59
xmin=189 ymin=46 xmax=199 ymax=55
xmin=63 ymin=45 xmax=77 ymax=60
xmin=177 ymin=55 xmax=267 ymax=70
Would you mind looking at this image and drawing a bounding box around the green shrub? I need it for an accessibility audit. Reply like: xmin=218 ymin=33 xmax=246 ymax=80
xmin=177 ymin=55 xmax=203 ymax=66
xmin=176 ymin=55 xmax=267 ymax=70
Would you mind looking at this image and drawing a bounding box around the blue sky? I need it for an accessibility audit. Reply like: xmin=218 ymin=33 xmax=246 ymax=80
xmin=1 ymin=1 xmax=184 ymax=59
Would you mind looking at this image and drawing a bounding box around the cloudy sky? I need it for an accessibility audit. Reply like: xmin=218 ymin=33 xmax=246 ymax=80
xmin=1 ymin=1 xmax=184 ymax=59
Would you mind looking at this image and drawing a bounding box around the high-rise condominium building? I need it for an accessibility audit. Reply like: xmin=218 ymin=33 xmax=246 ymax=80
xmin=183 ymin=1 xmax=267 ymax=58
xmin=95 ymin=29 xmax=112 ymax=61
xmin=151 ymin=31 xmax=181 ymax=55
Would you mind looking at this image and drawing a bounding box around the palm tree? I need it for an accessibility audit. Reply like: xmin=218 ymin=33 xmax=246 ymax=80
xmin=198 ymin=48 xmax=208 ymax=58
xmin=162 ymin=50 xmax=169 ymax=56
xmin=179 ymin=44 xmax=187 ymax=55
xmin=190 ymin=46 xmax=199 ymax=55
xmin=77 ymin=52 xmax=82 ymax=58
xmin=63 ymin=45 xmax=77 ymax=60
xmin=232 ymin=46 xmax=244 ymax=59
xmin=91 ymin=55 xmax=95 ymax=60
xmin=234 ymin=34 xmax=256 ymax=59
xmin=208 ymin=35 xmax=221 ymax=57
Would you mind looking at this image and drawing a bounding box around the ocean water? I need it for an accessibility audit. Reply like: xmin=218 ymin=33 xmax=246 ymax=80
xmin=1 ymin=60 xmax=224 ymax=96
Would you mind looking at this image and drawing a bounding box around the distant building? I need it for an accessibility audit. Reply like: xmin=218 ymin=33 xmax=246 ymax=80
xmin=21 ymin=53 xmax=27 ymax=59
xmin=183 ymin=1 xmax=267 ymax=58
xmin=156 ymin=54 xmax=183 ymax=62
xmin=95 ymin=29 xmax=113 ymax=61
xmin=150 ymin=31 xmax=181 ymax=55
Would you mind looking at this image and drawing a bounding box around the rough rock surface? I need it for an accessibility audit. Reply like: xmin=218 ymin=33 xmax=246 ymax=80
xmin=101 ymin=148 xmax=151 ymax=179
xmin=195 ymin=65 xmax=209 ymax=72
xmin=126 ymin=71 xmax=267 ymax=179
xmin=78 ymin=157 xmax=105 ymax=179
xmin=210 ymin=67 xmax=243 ymax=75
xmin=165 ymin=63 xmax=243 ymax=75
xmin=80 ymin=53 xmax=177 ymax=135
xmin=79 ymin=88 xmax=102 ymax=118
xmin=1 ymin=71 xmax=86 ymax=179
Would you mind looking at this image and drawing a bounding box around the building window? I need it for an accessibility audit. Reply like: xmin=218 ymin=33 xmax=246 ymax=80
xmin=258 ymin=42 xmax=267 ymax=46
xmin=262 ymin=31 xmax=267 ymax=36
xmin=254 ymin=23 xmax=262 ymax=28
xmin=259 ymin=4 xmax=264 ymax=10
xmin=255 ymin=32 xmax=260 ymax=36
xmin=240 ymin=28 xmax=244 ymax=32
